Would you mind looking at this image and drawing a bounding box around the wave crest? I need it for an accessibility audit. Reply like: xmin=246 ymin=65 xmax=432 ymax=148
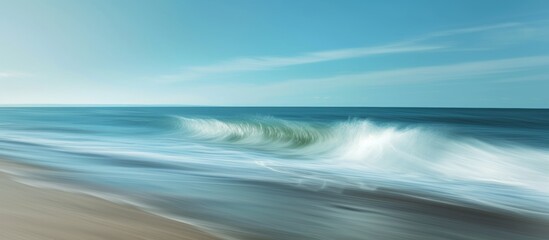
xmin=177 ymin=117 xmax=329 ymax=148
xmin=175 ymin=116 xmax=549 ymax=194
xmin=176 ymin=116 xmax=439 ymax=163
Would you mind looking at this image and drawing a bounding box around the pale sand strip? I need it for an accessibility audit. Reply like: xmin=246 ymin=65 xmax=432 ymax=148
xmin=0 ymin=163 xmax=219 ymax=240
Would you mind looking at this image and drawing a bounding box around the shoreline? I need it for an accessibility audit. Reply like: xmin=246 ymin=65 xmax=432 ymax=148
xmin=0 ymin=161 xmax=218 ymax=240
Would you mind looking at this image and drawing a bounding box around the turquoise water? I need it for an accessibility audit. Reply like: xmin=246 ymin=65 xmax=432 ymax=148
xmin=0 ymin=107 xmax=548 ymax=239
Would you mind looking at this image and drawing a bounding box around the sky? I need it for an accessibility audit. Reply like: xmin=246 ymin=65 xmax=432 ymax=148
xmin=1 ymin=0 xmax=548 ymax=107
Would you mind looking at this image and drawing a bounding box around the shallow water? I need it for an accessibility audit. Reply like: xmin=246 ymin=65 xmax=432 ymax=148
xmin=0 ymin=107 xmax=548 ymax=239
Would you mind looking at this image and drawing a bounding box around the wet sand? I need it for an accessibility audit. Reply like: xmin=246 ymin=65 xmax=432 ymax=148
xmin=0 ymin=162 xmax=218 ymax=240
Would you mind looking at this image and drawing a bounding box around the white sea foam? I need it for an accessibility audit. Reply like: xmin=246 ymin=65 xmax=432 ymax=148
xmin=177 ymin=116 xmax=549 ymax=194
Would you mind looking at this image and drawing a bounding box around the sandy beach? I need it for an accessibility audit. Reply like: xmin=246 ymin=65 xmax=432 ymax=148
xmin=0 ymin=161 xmax=218 ymax=240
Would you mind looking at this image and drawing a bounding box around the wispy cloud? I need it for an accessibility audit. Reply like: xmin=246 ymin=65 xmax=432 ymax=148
xmin=266 ymin=55 xmax=549 ymax=89
xmin=0 ymin=72 xmax=30 ymax=78
xmin=160 ymin=44 xmax=443 ymax=82
xmin=167 ymin=55 xmax=549 ymax=105
xmin=161 ymin=22 xmax=530 ymax=82
xmin=412 ymin=22 xmax=522 ymax=41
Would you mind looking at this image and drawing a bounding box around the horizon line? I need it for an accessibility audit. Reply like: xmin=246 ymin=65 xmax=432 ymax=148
xmin=0 ymin=104 xmax=547 ymax=110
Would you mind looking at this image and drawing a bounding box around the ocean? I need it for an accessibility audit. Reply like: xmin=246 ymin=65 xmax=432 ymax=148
xmin=0 ymin=107 xmax=548 ymax=239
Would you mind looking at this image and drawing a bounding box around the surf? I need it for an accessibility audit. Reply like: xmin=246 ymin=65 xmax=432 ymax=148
xmin=176 ymin=116 xmax=549 ymax=196
xmin=2 ymin=108 xmax=549 ymax=240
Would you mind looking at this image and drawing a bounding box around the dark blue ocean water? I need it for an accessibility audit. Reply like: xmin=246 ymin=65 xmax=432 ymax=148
xmin=0 ymin=107 xmax=548 ymax=239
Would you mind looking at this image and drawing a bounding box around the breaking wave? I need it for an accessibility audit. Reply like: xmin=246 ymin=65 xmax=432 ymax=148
xmin=177 ymin=116 xmax=549 ymax=194
xmin=177 ymin=116 xmax=327 ymax=148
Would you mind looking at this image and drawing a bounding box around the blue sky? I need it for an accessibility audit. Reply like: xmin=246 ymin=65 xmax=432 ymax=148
xmin=1 ymin=0 xmax=548 ymax=107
